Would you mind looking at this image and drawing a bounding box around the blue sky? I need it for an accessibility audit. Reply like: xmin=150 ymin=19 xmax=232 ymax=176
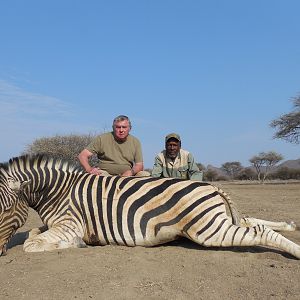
xmin=0 ymin=0 xmax=299 ymax=168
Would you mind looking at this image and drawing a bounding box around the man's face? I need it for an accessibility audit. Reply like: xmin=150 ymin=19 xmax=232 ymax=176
xmin=113 ymin=120 xmax=131 ymax=142
xmin=166 ymin=138 xmax=180 ymax=159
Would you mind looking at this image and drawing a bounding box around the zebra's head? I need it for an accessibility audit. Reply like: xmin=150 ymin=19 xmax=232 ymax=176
xmin=0 ymin=164 xmax=30 ymax=256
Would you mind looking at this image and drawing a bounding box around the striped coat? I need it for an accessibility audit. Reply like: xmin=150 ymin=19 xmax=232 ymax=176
xmin=0 ymin=154 xmax=299 ymax=259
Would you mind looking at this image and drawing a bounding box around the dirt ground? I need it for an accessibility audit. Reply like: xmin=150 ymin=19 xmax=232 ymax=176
xmin=1 ymin=182 xmax=300 ymax=300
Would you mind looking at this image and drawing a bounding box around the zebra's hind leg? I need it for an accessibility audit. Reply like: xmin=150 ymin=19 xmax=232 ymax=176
xmin=187 ymin=222 xmax=300 ymax=259
xmin=28 ymin=225 xmax=48 ymax=238
xmin=240 ymin=217 xmax=296 ymax=232
xmin=23 ymin=224 xmax=86 ymax=253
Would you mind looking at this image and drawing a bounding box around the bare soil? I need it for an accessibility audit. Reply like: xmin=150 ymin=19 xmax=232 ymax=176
xmin=1 ymin=182 xmax=300 ymax=300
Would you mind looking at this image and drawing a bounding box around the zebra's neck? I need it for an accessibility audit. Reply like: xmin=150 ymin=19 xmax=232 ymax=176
xmin=7 ymin=154 xmax=84 ymax=224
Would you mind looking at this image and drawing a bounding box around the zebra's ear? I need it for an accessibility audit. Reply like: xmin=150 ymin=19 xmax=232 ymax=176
xmin=8 ymin=179 xmax=31 ymax=192
xmin=7 ymin=178 xmax=21 ymax=192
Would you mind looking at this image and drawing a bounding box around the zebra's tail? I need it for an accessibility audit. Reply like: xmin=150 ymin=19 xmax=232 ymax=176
xmin=214 ymin=186 xmax=297 ymax=232
xmin=215 ymin=187 xmax=240 ymax=225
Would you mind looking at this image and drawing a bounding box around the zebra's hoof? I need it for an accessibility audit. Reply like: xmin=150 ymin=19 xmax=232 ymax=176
xmin=73 ymin=236 xmax=87 ymax=248
xmin=288 ymin=221 xmax=297 ymax=231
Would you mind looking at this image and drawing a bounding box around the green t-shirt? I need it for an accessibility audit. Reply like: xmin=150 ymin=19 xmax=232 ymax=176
xmin=86 ymin=132 xmax=143 ymax=175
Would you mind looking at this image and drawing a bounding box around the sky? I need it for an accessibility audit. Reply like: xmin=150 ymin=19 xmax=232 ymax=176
xmin=0 ymin=0 xmax=299 ymax=168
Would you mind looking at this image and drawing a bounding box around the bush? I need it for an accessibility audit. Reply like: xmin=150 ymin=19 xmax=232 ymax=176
xmin=236 ymin=167 xmax=256 ymax=180
xmin=204 ymin=169 xmax=219 ymax=182
xmin=23 ymin=133 xmax=100 ymax=167
xmin=270 ymin=167 xmax=300 ymax=180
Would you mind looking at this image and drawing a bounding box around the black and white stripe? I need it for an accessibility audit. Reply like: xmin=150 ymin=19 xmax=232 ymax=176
xmin=0 ymin=154 xmax=299 ymax=259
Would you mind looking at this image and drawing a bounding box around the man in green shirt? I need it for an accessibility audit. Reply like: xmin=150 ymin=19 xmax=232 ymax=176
xmin=78 ymin=115 xmax=149 ymax=177
xmin=151 ymin=133 xmax=203 ymax=181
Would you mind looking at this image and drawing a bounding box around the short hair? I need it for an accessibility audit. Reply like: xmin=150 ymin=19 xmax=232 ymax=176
xmin=112 ymin=115 xmax=132 ymax=129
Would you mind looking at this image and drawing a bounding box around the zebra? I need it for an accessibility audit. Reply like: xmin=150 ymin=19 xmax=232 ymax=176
xmin=0 ymin=154 xmax=299 ymax=259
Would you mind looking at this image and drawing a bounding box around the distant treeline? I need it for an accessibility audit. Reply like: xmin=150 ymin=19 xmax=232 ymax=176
xmin=24 ymin=134 xmax=300 ymax=182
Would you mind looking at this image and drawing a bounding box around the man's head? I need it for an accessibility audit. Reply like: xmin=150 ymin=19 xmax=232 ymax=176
xmin=112 ymin=115 xmax=132 ymax=142
xmin=165 ymin=133 xmax=181 ymax=159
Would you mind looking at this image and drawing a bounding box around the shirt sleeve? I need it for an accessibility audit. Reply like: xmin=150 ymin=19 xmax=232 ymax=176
xmin=86 ymin=136 xmax=102 ymax=155
xmin=151 ymin=155 xmax=163 ymax=177
xmin=187 ymin=153 xmax=203 ymax=181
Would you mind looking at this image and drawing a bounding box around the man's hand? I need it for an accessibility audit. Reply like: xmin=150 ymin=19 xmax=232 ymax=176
xmin=121 ymin=169 xmax=134 ymax=177
xmin=89 ymin=167 xmax=102 ymax=175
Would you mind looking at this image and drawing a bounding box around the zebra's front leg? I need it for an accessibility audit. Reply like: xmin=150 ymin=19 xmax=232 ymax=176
xmin=23 ymin=223 xmax=86 ymax=253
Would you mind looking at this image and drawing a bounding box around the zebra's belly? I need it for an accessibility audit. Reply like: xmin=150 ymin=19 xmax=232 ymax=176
xmin=84 ymin=226 xmax=180 ymax=247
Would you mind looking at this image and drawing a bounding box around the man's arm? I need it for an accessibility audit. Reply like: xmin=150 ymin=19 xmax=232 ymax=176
xmin=151 ymin=155 xmax=163 ymax=178
xmin=78 ymin=149 xmax=101 ymax=175
xmin=187 ymin=153 xmax=203 ymax=181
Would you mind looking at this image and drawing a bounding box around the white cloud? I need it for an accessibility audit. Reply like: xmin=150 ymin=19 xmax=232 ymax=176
xmin=0 ymin=79 xmax=71 ymax=119
xmin=0 ymin=79 xmax=78 ymax=161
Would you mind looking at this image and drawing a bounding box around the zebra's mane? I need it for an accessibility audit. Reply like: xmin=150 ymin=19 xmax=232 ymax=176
xmin=7 ymin=154 xmax=83 ymax=174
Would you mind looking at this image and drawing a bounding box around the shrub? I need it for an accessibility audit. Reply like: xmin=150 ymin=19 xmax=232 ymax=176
xmin=270 ymin=167 xmax=300 ymax=180
xmin=236 ymin=167 xmax=256 ymax=180
xmin=23 ymin=133 xmax=100 ymax=167
xmin=204 ymin=169 xmax=219 ymax=182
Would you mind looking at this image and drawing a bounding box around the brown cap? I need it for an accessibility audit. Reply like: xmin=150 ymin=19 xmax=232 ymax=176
xmin=165 ymin=133 xmax=181 ymax=142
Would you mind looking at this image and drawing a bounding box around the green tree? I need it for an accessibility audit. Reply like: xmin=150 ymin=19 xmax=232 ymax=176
xmin=270 ymin=95 xmax=300 ymax=144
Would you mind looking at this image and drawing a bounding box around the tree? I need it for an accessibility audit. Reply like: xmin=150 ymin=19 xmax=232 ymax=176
xmin=204 ymin=169 xmax=219 ymax=182
xmin=196 ymin=163 xmax=206 ymax=171
xmin=271 ymin=167 xmax=300 ymax=180
xmin=236 ymin=167 xmax=256 ymax=180
xmin=263 ymin=151 xmax=284 ymax=181
xmin=272 ymin=167 xmax=291 ymax=180
xmin=270 ymin=95 xmax=300 ymax=144
xmin=249 ymin=151 xmax=283 ymax=182
xmin=249 ymin=154 xmax=265 ymax=181
xmin=221 ymin=161 xmax=242 ymax=179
